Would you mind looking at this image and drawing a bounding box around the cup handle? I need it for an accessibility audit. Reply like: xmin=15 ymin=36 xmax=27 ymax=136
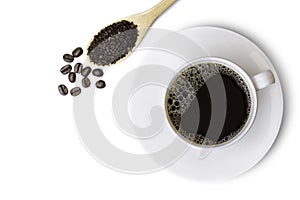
xmin=251 ymin=70 xmax=275 ymax=91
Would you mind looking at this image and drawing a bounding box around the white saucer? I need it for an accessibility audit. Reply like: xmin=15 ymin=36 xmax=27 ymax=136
xmin=164 ymin=26 xmax=284 ymax=180
xmin=73 ymin=27 xmax=283 ymax=179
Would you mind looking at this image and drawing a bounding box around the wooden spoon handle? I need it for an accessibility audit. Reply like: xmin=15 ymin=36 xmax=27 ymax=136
xmin=145 ymin=0 xmax=177 ymax=17
xmin=139 ymin=0 xmax=178 ymax=26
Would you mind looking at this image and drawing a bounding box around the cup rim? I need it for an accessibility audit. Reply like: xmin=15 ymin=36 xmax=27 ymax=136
xmin=163 ymin=57 xmax=258 ymax=149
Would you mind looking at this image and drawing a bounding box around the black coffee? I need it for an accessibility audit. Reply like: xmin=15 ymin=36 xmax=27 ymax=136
xmin=166 ymin=62 xmax=252 ymax=146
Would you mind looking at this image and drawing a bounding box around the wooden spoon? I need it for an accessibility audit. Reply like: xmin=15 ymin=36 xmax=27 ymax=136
xmin=87 ymin=0 xmax=178 ymax=66
xmin=125 ymin=0 xmax=178 ymax=49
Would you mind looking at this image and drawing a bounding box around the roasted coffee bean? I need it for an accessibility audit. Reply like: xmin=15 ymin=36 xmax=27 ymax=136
xmin=68 ymin=72 xmax=76 ymax=83
xmin=96 ymin=80 xmax=106 ymax=89
xmin=58 ymin=84 xmax=68 ymax=96
xmin=70 ymin=87 xmax=81 ymax=96
xmin=92 ymin=68 xmax=104 ymax=77
xmin=81 ymin=67 xmax=91 ymax=77
xmin=72 ymin=47 xmax=83 ymax=58
xmin=63 ymin=54 xmax=74 ymax=63
xmin=74 ymin=63 xmax=83 ymax=73
xmin=60 ymin=64 xmax=72 ymax=75
xmin=82 ymin=77 xmax=91 ymax=88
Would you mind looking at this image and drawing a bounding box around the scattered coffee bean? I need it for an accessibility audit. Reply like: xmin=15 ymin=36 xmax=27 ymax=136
xmin=58 ymin=84 xmax=68 ymax=96
xmin=68 ymin=72 xmax=76 ymax=83
xmin=63 ymin=54 xmax=74 ymax=63
xmin=70 ymin=87 xmax=81 ymax=96
xmin=82 ymin=77 xmax=91 ymax=88
xmin=96 ymin=80 xmax=106 ymax=89
xmin=60 ymin=64 xmax=72 ymax=75
xmin=81 ymin=67 xmax=91 ymax=77
xmin=92 ymin=68 xmax=104 ymax=77
xmin=72 ymin=47 xmax=83 ymax=58
xmin=74 ymin=63 xmax=83 ymax=73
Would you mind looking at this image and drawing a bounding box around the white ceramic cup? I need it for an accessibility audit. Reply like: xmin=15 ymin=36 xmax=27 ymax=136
xmin=164 ymin=57 xmax=275 ymax=148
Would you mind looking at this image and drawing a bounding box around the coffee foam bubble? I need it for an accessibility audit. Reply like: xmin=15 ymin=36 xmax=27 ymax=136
xmin=166 ymin=62 xmax=252 ymax=146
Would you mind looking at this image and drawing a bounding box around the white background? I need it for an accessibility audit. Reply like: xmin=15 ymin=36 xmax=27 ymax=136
xmin=0 ymin=0 xmax=299 ymax=199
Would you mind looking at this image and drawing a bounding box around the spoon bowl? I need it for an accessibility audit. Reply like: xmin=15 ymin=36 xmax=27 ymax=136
xmin=87 ymin=0 xmax=177 ymax=66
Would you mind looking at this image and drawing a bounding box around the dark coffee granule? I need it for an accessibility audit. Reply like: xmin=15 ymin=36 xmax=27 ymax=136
xmin=74 ymin=63 xmax=83 ymax=73
xmin=82 ymin=77 xmax=91 ymax=88
xmin=96 ymin=80 xmax=106 ymax=89
xmin=87 ymin=20 xmax=139 ymax=66
xmin=63 ymin=54 xmax=74 ymax=63
xmin=60 ymin=64 xmax=72 ymax=75
xmin=81 ymin=67 xmax=91 ymax=77
xmin=70 ymin=87 xmax=81 ymax=96
xmin=92 ymin=68 xmax=104 ymax=77
xmin=58 ymin=84 xmax=68 ymax=96
xmin=68 ymin=72 xmax=76 ymax=83
xmin=72 ymin=47 xmax=83 ymax=58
